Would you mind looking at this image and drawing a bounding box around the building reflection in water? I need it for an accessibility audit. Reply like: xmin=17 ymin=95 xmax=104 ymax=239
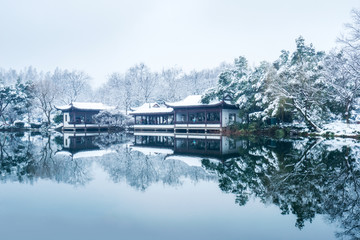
xmin=132 ymin=132 xmax=241 ymax=161
xmin=63 ymin=132 xmax=105 ymax=152
xmin=59 ymin=132 xmax=122 ymax=158
xmin=58 ymin=132 xmax=219 ymax=190
xmin=60 ymin=131 xmax=242 ymax=162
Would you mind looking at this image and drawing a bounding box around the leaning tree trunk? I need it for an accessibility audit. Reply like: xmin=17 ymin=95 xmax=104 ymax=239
xmin=292 ymin=100 xmax=322 ymax=132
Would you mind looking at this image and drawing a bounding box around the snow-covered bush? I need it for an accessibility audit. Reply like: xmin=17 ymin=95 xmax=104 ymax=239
xmin=92 ymin=109 xmax=131 ymax=127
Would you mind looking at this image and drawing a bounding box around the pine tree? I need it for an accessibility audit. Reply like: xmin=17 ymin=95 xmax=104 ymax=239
xmin=271 ymin=37 xmax=327 ymax=132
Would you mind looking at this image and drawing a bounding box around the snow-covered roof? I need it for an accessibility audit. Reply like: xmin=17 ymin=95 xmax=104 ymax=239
xmin=165 ymin=95 xmax=233 ymax=108
xmin=131 ymin=102 xmax=160 ymax=110
xmin=56 ymin=102 xmax=115 ymax=111
xmin=129 ymin=102 xmax=173 ymax=115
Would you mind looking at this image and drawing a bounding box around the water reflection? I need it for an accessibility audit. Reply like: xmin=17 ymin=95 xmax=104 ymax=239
xmin=100 ymin=133 xmax=218 ymax=191
xmin=133 ymin=134 xmax=241 ymax=159
xmin=202 ymin=137 xmax=360 ymax=239
xmin=0 ymin=133 xmax=93 ymax=185
xmin=0 ymin=132 xmax=359 ymax=239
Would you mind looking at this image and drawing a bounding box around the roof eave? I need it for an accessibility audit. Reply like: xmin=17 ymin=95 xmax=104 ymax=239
xmin=165 ymin=101 xmax=238 ymax=109
xmin=129 ymin=111 xmax=174 ymax=115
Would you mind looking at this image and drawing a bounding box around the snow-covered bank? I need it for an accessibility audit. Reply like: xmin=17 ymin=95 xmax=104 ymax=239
xmin=224 ymin=122 xmax=360 ymax=139
xmin=321 ymin=122 xmax=360 ymax=137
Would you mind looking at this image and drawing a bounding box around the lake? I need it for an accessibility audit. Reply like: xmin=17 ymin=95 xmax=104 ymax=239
xmin=0 ymin=132 xmax=359 ymax=240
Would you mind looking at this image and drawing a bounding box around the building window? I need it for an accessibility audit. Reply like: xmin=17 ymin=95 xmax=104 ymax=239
xmin=176 ymin=113 xmax=187 ymax=123
xmin=196 ymin=112 xmax=205 ymax=122
xmin=206 ymin=112 xmax=220 ymax=122
xmin=86 ymin=114 xmax=93 ymax=123
xmin=76 ymin=116 xmax=84 ymax=123
xmin=189 ymin=139 xmax=206 ymax=150
xmin=189 ymin=113 xmax=196 ymax=123
xmin=229 ymin=113 xmax=236 ymax=123
xmin=228 ymin=139 xmax=236 ymax=150
xmin=65 ymin=115 xmax=67 ymax=122
xmin=168 ymin=115 xmax=174 ymax=124
xmin=207 ymin=140 xmax=220 ymax=151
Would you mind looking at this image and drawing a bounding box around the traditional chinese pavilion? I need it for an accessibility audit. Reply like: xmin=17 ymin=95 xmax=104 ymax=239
xmin=56 ymin=102 xmax=114 ymax=132
xmin=129 ymin=102 xmax=174 ymax=132
xmin=130 ymin=95 xmax=240 ymax=134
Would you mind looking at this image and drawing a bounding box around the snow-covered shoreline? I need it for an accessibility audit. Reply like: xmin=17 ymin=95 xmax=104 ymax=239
xmin=320 ymin=122 xmax=360 ymax=137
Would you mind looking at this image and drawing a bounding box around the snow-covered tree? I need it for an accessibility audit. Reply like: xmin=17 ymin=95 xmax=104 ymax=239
xmin=33 ymin=72 xmax=60 ymax=125
xmin=202 ymin=56 xmax=250 ymax=104
xmin=181 ymin=63 xmax=232 ymax=100
xmin=93 ymin=109 xmax=130 ymax=127
xmin=127 ymin=63 xmax=157 ymax=104
xmin=106 ymin=73 xmax=128 ymax=108
xmin=272 ymin=37 xmax=327 ymax=132
xmin=95 ymin=72 xmax=134 ymax=114
xmin=323 ymin=51 xmax=360 ymax=122
xmin=202 ymin=57 xmax=276 ymax=123
xmin=0 ymin=79 xmax=34 ymax=125
xmin=331 ymin=8 xmax=360 ymax=123
xmin=160 ymin=67 xmax=183 ymax=101
xmin=52 ymin=68 xmax=92 ymax=104
xmin=338 ymin=9 xmax=360 ymax=51
xmin=238 ymin=61 xmax=276 ymax=123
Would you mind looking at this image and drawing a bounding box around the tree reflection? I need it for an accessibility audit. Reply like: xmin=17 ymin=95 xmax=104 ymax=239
xmin=0 ymin=133 xmax=35 ymax=183
xmin=202 ymin=137 xmax=360 ymax=239
xmin=0 ymin=132 xmax=93 ymax=186
xmin=99 ymin=143 xmax=217 ymax=191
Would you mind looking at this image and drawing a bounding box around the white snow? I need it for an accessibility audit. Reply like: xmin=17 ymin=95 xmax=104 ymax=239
xmin=165 ymin=155 xmax=220 ymax=167
xmin=166 ymin=95 xmax=232 ymax=107
xmin=131 ymin=102 xmax=159 ymax=110
xmin=55 ymin=149 xmax=115 ymax=159
xmin=165 ymin=155 xmax=208 ymax=167
xmin=322 ymin=122 xmax=360 ymax=136
xmin=130 ymin=102 xmax=173 ymax=115
xmin=56 ymin=102 xmax=115 ymax=111
xmin=130 ymin=146 xmax=174 ymax=155
xmin=73 ymin=149 xmax=115 ymax=159
xmin=55 ymin=151 xmax=72 ymax=157
xmin=323 ymin=138 xmax=360 ymax=151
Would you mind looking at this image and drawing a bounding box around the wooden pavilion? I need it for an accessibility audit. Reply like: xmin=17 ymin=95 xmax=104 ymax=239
xmin=56 ymin=102 xmax=114 ymax=132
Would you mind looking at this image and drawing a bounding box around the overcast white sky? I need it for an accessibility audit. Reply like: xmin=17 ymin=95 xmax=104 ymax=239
xmin=1 ymin=0 xmax=359 ymax=88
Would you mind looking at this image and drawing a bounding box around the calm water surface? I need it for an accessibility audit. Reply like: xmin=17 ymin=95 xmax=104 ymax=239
xmin=0 ymin=132 xmax=359 ymax=240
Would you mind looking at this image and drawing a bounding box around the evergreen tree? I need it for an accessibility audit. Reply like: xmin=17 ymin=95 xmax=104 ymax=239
xmin=271 ymin=37 xmax=327 ymax=132
xmin=202 ymin=57 xmax=278 ymax=124
xmin=0 ymin=79 xmax=34 ymax=125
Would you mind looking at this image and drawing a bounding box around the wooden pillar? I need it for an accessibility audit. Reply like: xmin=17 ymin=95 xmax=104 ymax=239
xmin=84 ymin=112 xmax=87 ymax=131
xmin=219 ymin=109 xmax=222 ymax=132
xmin=205 ymin=110 xmax=207 ymax=124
